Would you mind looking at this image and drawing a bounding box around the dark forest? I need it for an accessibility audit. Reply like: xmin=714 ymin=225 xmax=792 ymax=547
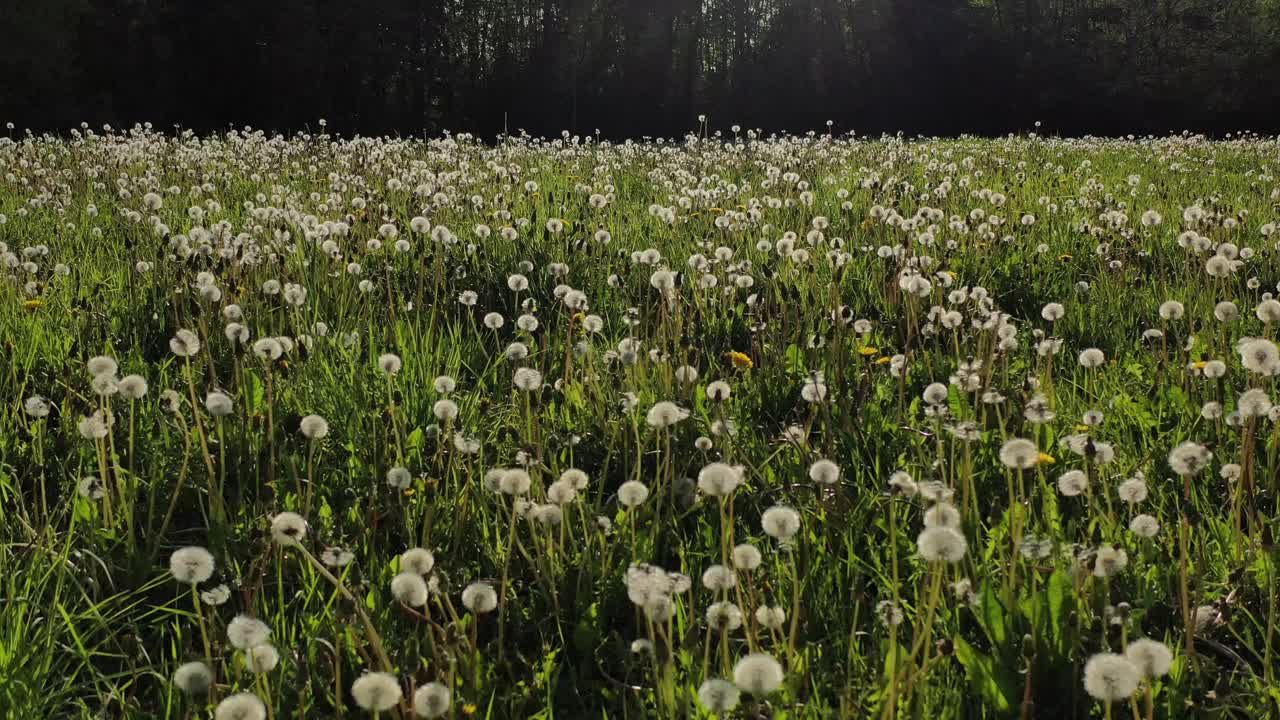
xmin=3 ymin=0 xmax=1280 ymax=137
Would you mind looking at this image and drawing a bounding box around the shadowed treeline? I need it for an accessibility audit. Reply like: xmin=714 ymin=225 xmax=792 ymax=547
xmin=3 ymin=0 xmax=1280 ymax=137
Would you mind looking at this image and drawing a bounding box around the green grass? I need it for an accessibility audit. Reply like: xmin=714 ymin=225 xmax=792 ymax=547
xmin=1 ymin=127 xmax=1279 ymax=718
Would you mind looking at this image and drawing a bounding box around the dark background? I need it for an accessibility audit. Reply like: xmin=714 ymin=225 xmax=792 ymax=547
xmin=3 ymin=0 xmax=1279 ymax=138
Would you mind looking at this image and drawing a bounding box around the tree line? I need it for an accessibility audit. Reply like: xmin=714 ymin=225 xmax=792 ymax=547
xmin=3 ymin=0 xmax=1280 ymax=137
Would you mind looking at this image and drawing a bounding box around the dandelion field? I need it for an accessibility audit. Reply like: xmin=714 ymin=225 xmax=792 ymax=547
xmin=3 ymin=126 xmax=1280 ymax=719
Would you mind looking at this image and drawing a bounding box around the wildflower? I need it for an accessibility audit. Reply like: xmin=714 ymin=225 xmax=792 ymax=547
xmin=645 ymin=401 xmax=689 ymax=428
xmin=1057 ymin=470 xmax=1088 ymax=497
xmin=170 ymin=329 xmax=202 ymax=357
xmin=732 ymin=544 xmax=762 ymax=570
xmin=697 ymin=679 xmax=741 ymax=715
xmin=227 ymin=615 xmax=271 ymax=650
xmin=1239 ymin=338 xmax=1280 ymax=375
xmin=999 ymin=438 xmax=1040 ymax=469
xmin=205 ymin=392 xmax=233 ymax=417
xmin=269 ymin=512 xmax=307 ymax=546
xmin=24 ymin=396 xmax=51 ymax=418
xmin=761 ymin=506 xmax=800 ymax=541
xmin=917 ymin=526 xmax=967 ymax=563
xmin=169 ymin=546 xmax=215 ymax=584
xmin=1078 ymin=348 xmax=1105 ymax=368
xmin=201 ymin=584 xmax=231 ymax=605
xmin=1082 ymin=653 xmax=1140 ymax=702
xmin=618 ymin=480 xmax=649 ymax=507
xmin=1125 ymin=639 xmax=1173 ymax=678
xmin=87 ymin=356 xmax=118 ymax=378
xmin=725 ymin=351 xmax=753 ymax=369
xmin=173 ymin=661 xmax=213 ymax=695
xmin=706 ymin=601 xmax=744 ymax=630
xmin=513 ymin=367 xmax=543 ymax=392
xmin=499 ymin=469 xmax=531 ymax=495
xmin=876 ymin=600 xmax=905 ymax=626
xmin=378 ymin=353 xmax=402 ymax=376
xmin=400 ymin=548 xmax=435 ymax=575
xmin=808 ymin=458 xmax=840 ymax=485
xmin=215 ymin=693 xmax=267 ymax=720
xmin=1092 ymin=546 xmax=1129 ymax=577
xmin=462 ymin=582 xmax=498 ymax=613
xmin=299 ymin=414 xmax=329 ymax=439
xmin=243 ymin=644 xmax=279 ymax=674
xmin=387 ymin=466 xmax=413 ymax=489
xmin=1167 ymin=442 xmax=1212 ymax=476
xmin=701 ymin=565 xmax=737 ymax=591
xmin=391 ymin=572 xmax=429 ymax=606
xmin=1118 ymin=477 xmax=1148 ymax=504
xmin=352 ymin=672 xmax=403 ymax=712
xmin=414 ymin=682 xmax=452 ymax=718
xmin=732 ymin=653 xmax=784 ymax=695
xmin=698 ymin=463 xmax=743 ymax=496
xmin=1128 ymin=515 xmax=1160 ymax=538
xmin=923 ymin=503 xmax=961 ymax=529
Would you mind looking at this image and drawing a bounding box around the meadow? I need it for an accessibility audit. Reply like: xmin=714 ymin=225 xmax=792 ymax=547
xmin=1 ymin=125 xmax=1278 ymax=719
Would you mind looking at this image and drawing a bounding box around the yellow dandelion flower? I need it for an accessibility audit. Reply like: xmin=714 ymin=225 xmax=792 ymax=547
xmin=1074 ymin=424 xmax=1090 ymax=432
xmin=709 ymin=207 xmax=724 ymax=213
xmin=1038 ymin=452 xmax=1056 ymax=465
xmin=23 ymin=298 xmax=44 ymax=311
xmin=874 ymin=356 xmax=892 ymax=365
xmin=462 ymin=704 xmax=478 ymax=716
xmin=858 ymin=346 xmax=879 ymax=356
xmin=1192 ymin=361 xmax=1207 ymax=370
xmin=725 ymin=351 xmax=754 ymax=370
xmin=1058 ymin=254 xmax=1072 ymax=261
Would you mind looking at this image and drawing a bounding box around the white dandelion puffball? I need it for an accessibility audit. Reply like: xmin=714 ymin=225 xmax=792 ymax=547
xmin=808 ymin=458 xmax=840 ymax=485
xmin=732 ymin=544 xmax=762 ymax=570
xmin=916 ymin=526 xmax=967 ymax=563
xmin=1082 ymin=652 xmax=1140 ymax=702
xmin=697 ymin=678 xmax=741 ymax=714
xmin=299 ymin=414 xmax=329 ymax=439
xmin=351 ymin=672 xmax=403 ymax=711
xmin=227 ymin=615 xmax=271 ymax=650
xmin=214 ymin=693 xmax=267 ymax=720
xmin=87 ymin=355 xmax=118 ymax=378
xmin=269 ymin=512 xmax=307 ymax=546
xmin=413 ymin=682 xmax=452 ymax=718
xmin=646 ymin=401 xmax=689 ymax=428
xmin=170 ymin=329 xmax=202 ymax=357
xmin=1124 ymin=638 xmax=1173 ymax=678
xmin=1239 ymin=338 xmax=1280 ymax=375
xmin=204 ymin=392 xmax=233 ymax=417
xmin=400 ymin=547 xmax=435 ymax=575
xmin=432 ymin=399 xmax=459 ymax=421
xmin=462 ymin=582 xmax=498 ymax=613
xmin=378 ymin=353 xmax=402 ymax=376
xmin=1167 ymin=441 xmax=1212 ymax=477
xmin=513 ymin=367 xmax=543 ymax=392
xmin=169 ymin=546 xmax=215 ymax=584
xmin=999 ymin=438 xmax=1040 ymax=469
xmin=119 ymin=374 xmax=148 ymax=399
xmin=618 ymin=480 xmax=649 ymax=507
xmin=1078 ymin=348 xmax=1105 ymax=368
xmin=391 ymin=572 xmax=429 ymax=607
xmin=697 ymin=462 xmax=743 ymax=497
xmin=1057 ymin=470 xmax=1088 ymax=497
xmin=173 ymin=661 xmax=214 ymax=695
xmin=386 ymin=466 xmax=413 ymax=489
xmin=242 ymin=644 xmax=280 ymax=674
xmin=732 ymin=653 xmax=784 ymax=695
xmin=761 ymin=506 xmax=801 ymax=541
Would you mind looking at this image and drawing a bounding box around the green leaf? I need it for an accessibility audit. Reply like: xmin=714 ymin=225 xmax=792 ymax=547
xmin=980 ymin=582 xmax=1008 ymax=647
xmin=1047 ymin=570 xmax=1073 ymax=655
xmin=953 ymin=635 xmax=1014 ymax=714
